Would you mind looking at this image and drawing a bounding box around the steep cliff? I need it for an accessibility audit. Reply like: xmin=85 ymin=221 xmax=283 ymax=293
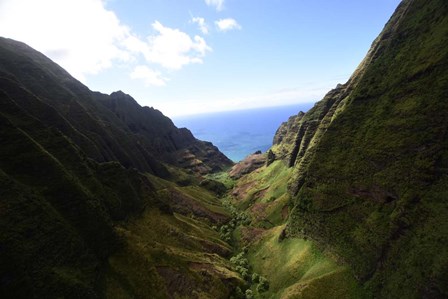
xmin=0 ymin=37 xmax=237 ymax=298
xmin=269 ymin=0 xmax=448 ymax=296
xmin=0 ymin=37 xmax=232 ymax=177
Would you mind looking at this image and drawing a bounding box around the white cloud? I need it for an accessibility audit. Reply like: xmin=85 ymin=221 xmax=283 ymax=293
xmin=130 ymin=65 xmax=167 ymax=86
xmin=191 ymin=17 xmax=209 ymax=35
xmin=205 ymin=0 xmax=225 ymax=11
xmin=0 ymin=0 xmax=131 ymax=82
xmin=141 ymin=21 xmax=212 ymax=70
xmin=215 ymin=18 xmax=242 ymax=32
xmin=0 ymin=0 xmax=213 ymax=85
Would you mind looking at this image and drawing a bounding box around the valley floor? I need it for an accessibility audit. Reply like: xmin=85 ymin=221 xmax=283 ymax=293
xmin=201 ymin=160 xmax=364 ymax=299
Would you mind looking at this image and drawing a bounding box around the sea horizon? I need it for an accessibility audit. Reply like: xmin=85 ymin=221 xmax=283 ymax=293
xmin=172 ymin=103 xmax=315 ymax=162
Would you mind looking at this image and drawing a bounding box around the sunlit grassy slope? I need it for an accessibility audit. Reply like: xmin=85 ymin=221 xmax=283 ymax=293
xmin=283 ymin=0 xmax=448 ymax=297
xmin=223 ymin=160 xmax=364 ymax=298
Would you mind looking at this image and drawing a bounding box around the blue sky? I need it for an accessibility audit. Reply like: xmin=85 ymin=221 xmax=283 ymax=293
xmin=0 ymin=0 xmax=401 ymax=117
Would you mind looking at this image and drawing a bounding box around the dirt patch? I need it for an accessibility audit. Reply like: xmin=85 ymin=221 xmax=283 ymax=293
xmin=250 ymin=202 xmax=268 ymax=221
xmin=189 ymin=263 xmax=240 ymax=295
xmin=281 ymin=205 xmax=289 ymax=220
xmin=253 ymin=187 xmax=269 ymax=200
xmin=156 ymin=266 xmax=198 ymax=299
xmin=231 ymin=181 xmax=257 ymax=200
xmin=240 ymin=227 xmax=266 ymax=245
xmin=197 ymin=238 xmax=232 ymax=257
xmin=229 ymin=153 xmax=266 ymax=179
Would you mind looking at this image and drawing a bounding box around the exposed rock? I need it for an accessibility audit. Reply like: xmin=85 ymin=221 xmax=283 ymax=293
xmin=266 ymin=149 xmax=276 ymax=166
xmin=99 ymin=91 xmax=233 ymax=174
xmin=229 ymin=152 xmax=266 ymax=179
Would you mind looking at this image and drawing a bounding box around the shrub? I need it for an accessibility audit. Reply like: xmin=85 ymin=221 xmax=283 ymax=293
xmin=251 ymin=273 xmax=260 ymax=283
xmin=257 ymin=276 xmax=269 ymax=293
xmin=233 ymin=286 xmax=244 ymax=299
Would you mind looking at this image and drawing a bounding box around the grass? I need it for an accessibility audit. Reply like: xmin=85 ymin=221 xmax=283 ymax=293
xmin=246 ymin=226 xmax=362 ymax=298
xmin=105 ymin=207 xmax=242 ymax=298
xmin=206 ymin=171 xmax=236 ymax=189
xmin=224 ymin=160 xmax=364 ymax=298
xmin=285 ymin=0 xmax=448 ymax=296
xmin=99 ymin=172 xmax=246 ymax=298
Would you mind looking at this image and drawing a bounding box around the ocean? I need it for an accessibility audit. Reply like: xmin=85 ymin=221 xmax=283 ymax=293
xmin=172 ymin=103 xmax=314 ymax=162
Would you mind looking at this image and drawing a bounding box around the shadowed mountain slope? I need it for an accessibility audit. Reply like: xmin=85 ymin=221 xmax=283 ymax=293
xmin=0 ymin=37 xmax=232 ymax=177
xmin=0 ymin=37 xmax=237 ymax=298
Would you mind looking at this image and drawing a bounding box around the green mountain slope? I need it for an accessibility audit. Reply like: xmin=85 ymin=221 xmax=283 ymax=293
xmin=0 ymin=38 xmax=238 ymax=298
xmin=0 ymin=37 xmax=232 ymax=177
xmin=268 ymin=0 xmax=448 ymax=297
xmin=1 ymin=0 xmax=447 ymax=297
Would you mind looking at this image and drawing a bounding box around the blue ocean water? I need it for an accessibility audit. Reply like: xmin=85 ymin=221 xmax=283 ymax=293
xmin=172 ymin=104 xmax=314 ymax=162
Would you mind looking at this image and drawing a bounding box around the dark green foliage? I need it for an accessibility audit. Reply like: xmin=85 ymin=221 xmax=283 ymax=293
xmin=266 ymin=150 xmax=275 ymax=166
xmin=0 ymin=92 xmax=162 ymax=297
xmin=1 ymin=0 xmax=447 ymax=297
xmin=251 ymin=273 xmax=260 ymax=283
xmin=199 ymin=178 xmax=228 ymax=196
xmin=233 ymin=286 xmax=245 ymax=299
xmin=0 ymin=37 xmax=235 ymax=298
xmin=285 ymin=0 xmax=448 ymax=297
xmin=0 ymin=37 xmax=232 ymax=178
xmin=245 ymin=289 xmax=254 ymax=299
xmin=256 ymin=276 xmax=269 ymax=293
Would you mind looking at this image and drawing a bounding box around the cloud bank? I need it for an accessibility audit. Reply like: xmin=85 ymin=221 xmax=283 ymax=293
xmin=144 ymin=21 xmax=211 ymax=70
xmin=0 ymin=0 xmax=130 ymax=81
xmin=0 ymin=0 xmax=212 ymax=86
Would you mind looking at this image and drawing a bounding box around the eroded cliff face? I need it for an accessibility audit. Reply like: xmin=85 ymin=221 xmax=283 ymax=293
xmin=270 ymin=0 xmax=448 ymax=296
xmin=0 ymin=37 xmax=238 ymax=298
xmin=96 ymin=90 xmax=233 ymax=174
xmin=0 ymin=37 xmax=232 ymax=177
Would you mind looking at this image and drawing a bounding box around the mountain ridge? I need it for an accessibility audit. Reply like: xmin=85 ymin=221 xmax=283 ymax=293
xmin=266 ymin=0 xmax=448 ymax=296
xmin=0 ymin=36 xmax=238 ymax=298
xmin=0 ymin=36 xmax=233 ymax=177
xmin=1 ymin=0 xmax=448 ymax=297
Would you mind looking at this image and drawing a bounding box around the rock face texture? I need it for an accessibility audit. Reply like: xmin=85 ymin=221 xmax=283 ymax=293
xmin=229 ymin=152 xmax=267 ymax=179
xmin=271 ymin=0 xmax=448 ymax=297
xmin=0 ymin=37 xmax=232 ymax=177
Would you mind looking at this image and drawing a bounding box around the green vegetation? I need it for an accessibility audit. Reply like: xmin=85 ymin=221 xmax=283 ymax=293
xmin=206 ymin=170 xmax=236 ymax=189
xmin=0 ymin=37 xmax=238 ymax=298
xmin=216 ymin=159 xmax=364 ymax=298
xmin=2 ymin=0 xmax=448 ymax=297
xmin=282 ymin=0 xmax=448 ymax=297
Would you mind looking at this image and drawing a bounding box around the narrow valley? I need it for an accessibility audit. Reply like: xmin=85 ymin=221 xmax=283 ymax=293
xmin=1 ymin=0 xmax=447 ymax=298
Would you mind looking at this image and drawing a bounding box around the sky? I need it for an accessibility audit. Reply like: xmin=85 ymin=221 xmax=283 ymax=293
xmin=0 ymin=0 xmax=401 ymax=117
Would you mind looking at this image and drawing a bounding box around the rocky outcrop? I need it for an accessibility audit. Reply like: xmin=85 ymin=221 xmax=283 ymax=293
xmin=96 ymin=90 xmax=233 ymax=174
xmin=229 ymin=152 xmax=266 ymax=179
xmin=271 ymin=83 xmax=351 ymax=169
